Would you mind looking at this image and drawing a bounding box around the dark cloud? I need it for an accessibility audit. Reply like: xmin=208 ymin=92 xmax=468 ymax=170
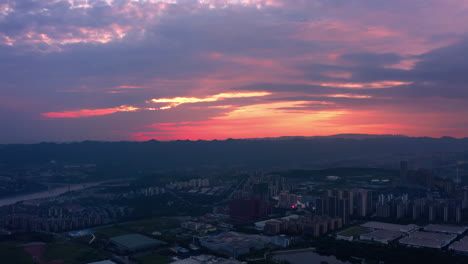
xmin=340 ymin=53 xmax=403 ymax=66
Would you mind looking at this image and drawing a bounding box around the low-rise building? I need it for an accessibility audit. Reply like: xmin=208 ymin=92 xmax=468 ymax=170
xmin=423 ymin=224 xmax=466 ymax=235
xmin=264 ymin=221 xmax=281 ymax=235
xmin=194 ymin=232 xmax=270 ymax=258
xmin=449 ymin=241 xmax=468 ymax=255
xmin=336 ymin=226 xmax=370 ymax=241
xmin=399 ymin=231 xmax=456 ymax=249
xmin=181 ymin=221 xmax=204 ymax=231
xmin=87 ymin=261 xmax=117 ymax=264
xmin=360 ymin=230 xmax=405 ymax=244
xmin=271 ymin=235 xmax=293 ymax=248
xmin=448 ymin=235 xmax=468 ymax=254
xmin=361 ymin=221 xmax=418 ymax=233
xmin=169 ymin=255 xmax=245 ymax=264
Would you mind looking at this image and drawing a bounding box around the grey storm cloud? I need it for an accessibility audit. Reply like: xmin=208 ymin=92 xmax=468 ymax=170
xmin=340 ymin=53 xmax=404 ymax=67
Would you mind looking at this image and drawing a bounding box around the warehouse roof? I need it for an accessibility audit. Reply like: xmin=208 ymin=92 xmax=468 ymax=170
xmin=449 ymin=241 xmax=468 ymax=253
xmin=361 ymin=221 xmax=418 ymax=233
xmin=399 ymin=231 xmax=456 ymax=249
xmin=360 ymin=230 xmax=405 ymax=243
xmin=88 ymin=261 xmax=117 ymax=264
xmin=424 ymin=224 xmax=467 ymax=235
xmin=399 ymin=236 xmax=448 ymax=249
xmin=409 ymin=231 xmax=456 ymax=242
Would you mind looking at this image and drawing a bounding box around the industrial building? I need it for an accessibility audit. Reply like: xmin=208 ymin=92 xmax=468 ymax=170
xmin=87 ymin=261 xmax=117 ymax=264
xmin=449 ymin=240 xmax=468 ymax=255
xmin=336 ymin=226 xmax=370 ymax=241
xmin=254 ymin=215 xmax=299 ymax=230
xmin=255 ymin=214 xmax=340 ymax=237
xmin=109 ymin=234 xmax=164 ymax=253
xmin=271 ymin=235 xmax=293 ymax=247
xmin=399 ymin=231 xmax=456 ymax=249
xmin=361 ymin=221 xmax=418 ymax=233
xmin=360 ymin=229 xmax=405 ymax=244
xmin=195 ymin=232 xmax=270 ymax=257
xmin=448 ymin=235 xmax=468 ymax=254
xmin=423 ymin=224 xmax=467 ymax=235
xmin=169 ymin=255 xmax=246 ymax=264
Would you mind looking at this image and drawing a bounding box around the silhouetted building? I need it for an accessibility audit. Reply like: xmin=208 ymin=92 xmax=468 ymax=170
xmin=408 ymin=169 xmax=434 ymax=188
xmin=316 ymin=189 xmax=352 ymax=224
xmin=376 ymin=203 xmax=391 ymax=218
xmin=228 ymin=199 xmax=268 ymax=224
xmin=278 ymin=192 xmax=298 ymax=208
xmin=264 ymin=221 xmax=281 ymax=235
xmin=400 ymin=160 xmax=408 ymax=185
xmin=356 ymin=189 xmax=372 ymax=217
xmin=252 ymin=183 xmax=270 ymax=202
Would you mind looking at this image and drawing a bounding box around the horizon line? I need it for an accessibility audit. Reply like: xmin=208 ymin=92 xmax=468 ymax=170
xmin=1 ymin=133 xmax=466 ymax=145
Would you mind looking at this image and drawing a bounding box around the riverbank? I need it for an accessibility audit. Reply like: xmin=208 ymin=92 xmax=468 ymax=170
xmin=0 ymin=180 xmax=113 ymax=207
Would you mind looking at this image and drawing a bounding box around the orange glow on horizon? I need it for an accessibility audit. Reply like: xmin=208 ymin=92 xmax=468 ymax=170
xmin=132 ymin=100 xmax=349 ymax=141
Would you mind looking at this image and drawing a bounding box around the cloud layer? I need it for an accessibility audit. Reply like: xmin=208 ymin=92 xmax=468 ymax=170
xmin=1 ymin=0 xmax=468 ymax=142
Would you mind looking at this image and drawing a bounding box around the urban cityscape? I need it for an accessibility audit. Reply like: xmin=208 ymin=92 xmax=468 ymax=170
xmin=1 ymin=143 xmax=468 ymax=264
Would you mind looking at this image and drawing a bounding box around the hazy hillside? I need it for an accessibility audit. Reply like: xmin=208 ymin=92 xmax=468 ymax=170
xmin=1 ymin=135 xmax=467 ymax=170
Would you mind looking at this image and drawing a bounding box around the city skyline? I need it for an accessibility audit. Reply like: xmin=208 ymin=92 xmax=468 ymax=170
xmin=1 ymin=0 xmax=468 ymax=143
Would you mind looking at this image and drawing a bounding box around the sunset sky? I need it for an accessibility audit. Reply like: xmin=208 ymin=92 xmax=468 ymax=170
xmin=1 ymin=0 xmax=468 ymax=143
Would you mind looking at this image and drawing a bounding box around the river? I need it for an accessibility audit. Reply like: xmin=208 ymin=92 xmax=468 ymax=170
xmin=0 ymin=181 xmax=108 ymax=207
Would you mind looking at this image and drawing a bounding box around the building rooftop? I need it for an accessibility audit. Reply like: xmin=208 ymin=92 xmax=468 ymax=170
xmin=197 ymin=232 xmax=270 ymax=257
xmin=460 ymin=236 xmax=468 ymax=244
xmin=254 ymin=219 xmax=281 ymax=230
xmin=361 ymin=221 xmax=418 ymax=233
xmin=409 ymin=231 xmax=456 ymax=242
xmin=200 ymin=232 xmax=270 ymax=246
xmin=399 ymin=236 xmax=448 ymax=249
xmin=424 ymin=224 xmax=467 ymax=235
xmin=254 ymin=215 xmax=300 ymax=230
xmin=337 ymin=226 xmax=369 ymax=237
xmin=399 ymin=231 xmax=457 ymax=249
xmin=449 ymin=241 xmax=468 ymax=253
xmin=87 ymin=261 xmax=117 ymax=264
xmin=360 ymin=230 xmax=405 ymax=243
xmin=170 ymin=255 xmax=244 ymax=264
xmin=110 ymin=234 xmax=164 ymax=251
xmin=280 ymin=215 xmax=300 ymax=221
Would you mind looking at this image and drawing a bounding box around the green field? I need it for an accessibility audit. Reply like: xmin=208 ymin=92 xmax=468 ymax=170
xmin=92 ymin=217 xmax=180 ymax=240
xmin=119 ymin=218 xmax=180 ymax=234
xmin=42 ymin=242 xmax=112 ymax=264
xmin=1 ymin=241 xmax=111 ymax=264
xmin=0 ymin=243 xmax=33 ymax=264
xmin=336 ymin=226 xmax=369 ymax=237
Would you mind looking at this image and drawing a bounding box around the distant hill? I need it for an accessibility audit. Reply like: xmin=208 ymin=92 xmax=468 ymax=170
xmin=1 ymin=135 xmax=468 ymax=171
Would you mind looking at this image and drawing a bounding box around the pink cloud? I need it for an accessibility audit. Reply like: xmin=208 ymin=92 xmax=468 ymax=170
xmin=42 ymin=105 xmax=139 ymax=118
xmin=1 ymin=24 xmax=132 ymax=50
xmin=149 ymin=91 xmax=272 ymax=109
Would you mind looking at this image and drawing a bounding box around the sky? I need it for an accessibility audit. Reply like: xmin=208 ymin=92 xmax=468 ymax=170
xmin=1 ymin=0 xmax=468 ymax=143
